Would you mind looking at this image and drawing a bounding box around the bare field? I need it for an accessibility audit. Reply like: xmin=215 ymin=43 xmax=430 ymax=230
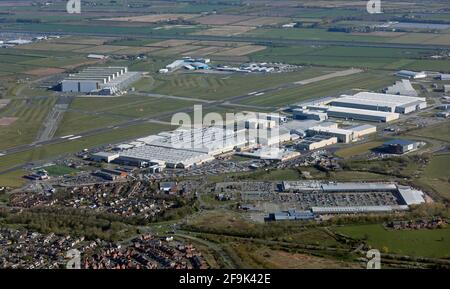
xmin=192 ymin=26 xmax=256 ymax=36
xmin=100 ymin=14 xmax=199 ymax=23
xmin=0 ymin=117 xmax=18 ymax=126
xmin=152 ymin=45 xmax=203 ymax=56
xmin=233 ymin=16 xmax=289 ymax=26
xmin=147 ymin=39 xmax=195 ymax=48
xmin=17 ymin=42 xmax=90 ymax=51
xmin=24 ymin=67 xmax=65 ymax=76
xmin=111 ymin=46 xmax=162 ymax=55
xmin=74 ymin=45 xmax=129 ymax=54
xmin=182 ymin=46 xmax=224 ymax=56
xmin=213 ymin=45 xmax=266 ymax=56
xmin=192 ymin=40 xmax=251 ymax=47
xmin=193 ymin=14 xmax=254 ymax=25
xmin=51 ymin=36 xmax=117 ymax=45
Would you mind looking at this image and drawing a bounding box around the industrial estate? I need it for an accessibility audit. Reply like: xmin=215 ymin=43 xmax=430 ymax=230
xmin=0 ymin=0 xmax=449 ymax=271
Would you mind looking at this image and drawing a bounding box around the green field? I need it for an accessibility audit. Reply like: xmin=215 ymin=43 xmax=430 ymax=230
xmin=335 ymin=141 xmax=384 ymax=159
xmin=42 ymin=165 xmax=79 ymax=176
xmin=0 ymin=96 xmax=56 ymax=150
xmin=335 ymin=224 xmax=450 ymax=259
xmin=149 ymin=67 xmax=333 ymax=100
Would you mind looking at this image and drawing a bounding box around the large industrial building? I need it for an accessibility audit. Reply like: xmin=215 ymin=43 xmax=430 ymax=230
xmin=380 ymin=139 xmax=420 ymax=154
xmin=296 ymin=135 xmax=338 ymax=151
xmin=292 ymin=108 xmax=328 ymax=121
xmin=329 ymin=92 xmax=427 ymax=114
xmin=61 ymin=67 xmax=141 ymax=94
xmin=326 ymin=106 xmax=400 ymax=122
xmin=279 ymin=181 xmax=426 ymax=214
xmin=395 ymin=70 xmax=427 ymax=79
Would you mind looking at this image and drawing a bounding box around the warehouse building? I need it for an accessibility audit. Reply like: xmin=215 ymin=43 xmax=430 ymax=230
xmin=266 ymin=209 xmax=315 ymax=221
xmin=329 ymin=92 xmax=427 ymax=114
xmin=91 ymin=152 xmax=120 ymax=163
xmin=292 ymin=108 xmax=328 ymax=121
xmin=347 ymin=124 xmax=377 ymax=139
xmin=311 ymin=206 xmax=408 ymax=214
xmin=380 ymin=139 xmax=419 ymax=154
xmin=61 ymin=66 xmax=141 ymax=94
xmin=296 ymin=135 xmax=338 ymax=151
xmin=327 ymin=106 xmax=400 ymax=122
xmin=397 ymin=186 xmax=426 ymax=205
xmin=306 ymin=126 xmax=354 ymax=143
xmin=117 ymin=145 xmax=215 ymax=169
xmin=439 ymin=74 xmax=450 ymax=81
xmin=395 ymin=70 xmax=427 ymax=79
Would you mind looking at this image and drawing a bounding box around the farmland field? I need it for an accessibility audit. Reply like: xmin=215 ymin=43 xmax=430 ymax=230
xmin=335 ymin=224 xmax=450 ymax=259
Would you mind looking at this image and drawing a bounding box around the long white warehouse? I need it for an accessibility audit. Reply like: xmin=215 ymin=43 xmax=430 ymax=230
xmin=329 ymin=92 xmax=427 ymax=114
xmin=327 ymin=106 xmax=400 ymax=122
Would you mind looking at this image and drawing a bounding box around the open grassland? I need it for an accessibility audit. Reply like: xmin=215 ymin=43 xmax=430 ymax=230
xmin=335 ymin=224 xmax=450 ymax=259
xmin=417 ymin=154 xmax=450 ymax=201
xmin=0 ymin=96 xmax=56 ymax=150
xmin=240 ymin=70 xmax=395 ymax=107
xmin=55 ymin=112 xmax=128 ymax=137
xmin=150 ymin=67 xmax=333 ymax=100
xmin=406 ymin=122 xmax=450 ymax=143
xmin=335 ymin=141 xmax=384 ymax=159
xmin=0 ymin=169 xmax=26 ymax=188
xmin=55 ymin=96 xmax=198 ymax=136
xmin=43 ymin=164 xmax=79 ymax=176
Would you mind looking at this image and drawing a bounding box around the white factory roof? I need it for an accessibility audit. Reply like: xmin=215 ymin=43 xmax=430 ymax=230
xmin=311 ymin=206 xmax=407 ymax=214
xmin=321 ymin=182 xmax=397 ymax=192
xmin=308 ymin=125 xmax=352 ymax=135
xmin=119 ymin=145 xmax=214 ymax=167
xmin=397 ymin=186 xmax=426 ymax=205
xmin=327 ymin=106 xmax=400 ymax=118
xmin=348 ymin=124 xmax=377 ymax=132
xmin=333 ymin=92 xmax=425 ymax=108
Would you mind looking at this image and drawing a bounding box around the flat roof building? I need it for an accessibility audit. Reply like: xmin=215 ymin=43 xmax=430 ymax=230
xmin=91 ymin=152 xmax=120 ymax=163
xmin=396 ymin=70 xmax=427 ymax=79
xmin=439 ymin=74 xmax=450 ymax=81
xmin=61 ymin=66 xmax=141 ymax=94
xmin=381 ymin=139 xmax=419 ymax=154
xmin=307 ymin=126 xmax=354 ymax=143
xmin=292 ymin=108 xmax=328 ymax=121
xmin=296 ymin=135 xmax=338 ymax=151
xmin=329 ymin=92 xmax=426 ymax=114
xmin=327 ymin=106 xmax=400 ymax=122
xmin=347 ymin=124 xmax=377 ymax=139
